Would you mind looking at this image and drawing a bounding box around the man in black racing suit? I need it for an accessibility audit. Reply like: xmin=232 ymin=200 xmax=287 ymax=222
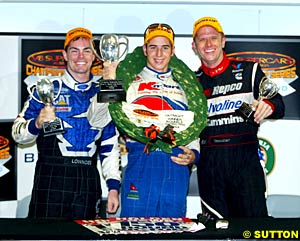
xmin=192 ymin=16 xmax=285 ymax=218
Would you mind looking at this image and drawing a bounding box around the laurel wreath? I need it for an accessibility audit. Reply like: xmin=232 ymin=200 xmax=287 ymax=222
xmin=108 ymin=46 xmax=207 ymax=153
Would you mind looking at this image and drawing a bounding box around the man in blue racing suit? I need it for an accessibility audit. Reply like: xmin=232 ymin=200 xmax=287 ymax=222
xmin=12 ymin=27 xmax=121 ymax=219
xmin=108 ymin=23 xmax=207 ymax=217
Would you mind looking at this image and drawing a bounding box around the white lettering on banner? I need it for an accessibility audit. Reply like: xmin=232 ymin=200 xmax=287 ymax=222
xmin=212 ymin=83 xmax=243 ymax=95
xmin=0 ymin=157 xmax=10 ymax=177
xmin=207 ymin=92 xmax=253 ymax=117
xmin=24 ymin=153 xmax=35 ymax=163
xmin=271 ymin=77 xmax=296 ymax=96
xmin=122 ymin=102 xmax=194 ymax=132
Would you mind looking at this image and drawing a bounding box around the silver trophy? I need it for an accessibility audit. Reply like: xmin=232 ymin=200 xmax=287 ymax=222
xmin=90 ymin=34 xmax=129 ymax=103
xmin=27 ymin=76 xmax=65 ymax=137
xmin=235 ymin=77 xmax=279 ymax=125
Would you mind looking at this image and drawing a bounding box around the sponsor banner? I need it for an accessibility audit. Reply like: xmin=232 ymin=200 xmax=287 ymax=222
xmin=75 ymin=217 xmax=199 ymax=235
xmin=258 ymin=120 xmax=300 ymax=196
xmin=0 ymin=121 xmax=17 ymax=200
xmin=225 ymin=36 xmax=300 ymax=120
xmin=20 ymin=35 xmax=300 ymax=118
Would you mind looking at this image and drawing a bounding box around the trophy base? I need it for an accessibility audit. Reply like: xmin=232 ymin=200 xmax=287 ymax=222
xmin=235 ymin=103 xmax=259 ymax=126
xmin=43 ymin=118 xmax=65 ymax=137
xmin=97 ymin=79 xmax=126 ymax=103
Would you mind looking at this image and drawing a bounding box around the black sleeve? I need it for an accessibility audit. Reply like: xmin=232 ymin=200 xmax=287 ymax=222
xmin=253 ymin=63 xmax=285 ymax=119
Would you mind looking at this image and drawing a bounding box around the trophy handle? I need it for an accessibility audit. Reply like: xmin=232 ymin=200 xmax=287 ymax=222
xmin=92 ymin=34 xmax=129 ymax=62
xmin=117 ymin=35 xmax=129 ymax=60
xmin=27 ymin=83 xmax=44 ymax=104
xmin=258 ymin=77 xmax=279 ymax=101
xmin=51 ymin=77 xmax=63 ymax=102
xmin=98 ymin=34 xmax=120 ymax=62
xmin=90 ymin=37 xmax=103 ymax=61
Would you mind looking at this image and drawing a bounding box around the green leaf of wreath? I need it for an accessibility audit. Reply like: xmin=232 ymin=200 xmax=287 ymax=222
xmin=109 ymin=46 xmax=207 ymax=153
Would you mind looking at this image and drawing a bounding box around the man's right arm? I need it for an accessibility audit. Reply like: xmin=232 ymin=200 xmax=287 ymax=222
xmin=11 ymin=96 xmax=42 ymax=144
xmin=12 ymin=116 xmax=39 ymax=144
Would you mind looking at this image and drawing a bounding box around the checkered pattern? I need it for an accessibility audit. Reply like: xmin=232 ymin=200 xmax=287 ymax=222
xmin=28 ymin=162 xmax=102 ymax=219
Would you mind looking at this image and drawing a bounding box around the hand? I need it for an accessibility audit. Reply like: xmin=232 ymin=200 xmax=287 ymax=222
xmin=102 ymin=61 xmax=118 ymax=80
xmin=252 ymin=100 xmax=273 ymax=124
xmin=106 ymin=189 xmax=119 ymax=214
xmin=35 ymin=105 xmax=56 ymax=129
xmin=170 ymin=146 xmax=195 ymax=166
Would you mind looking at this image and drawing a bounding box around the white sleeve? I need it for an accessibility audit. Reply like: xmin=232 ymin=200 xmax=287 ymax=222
xmin=11 ymin=117 xmax=38 ymax=144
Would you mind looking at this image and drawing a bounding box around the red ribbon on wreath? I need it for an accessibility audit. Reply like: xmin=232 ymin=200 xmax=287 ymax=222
xmin=143 ymin=124 xmax=176 ymax=153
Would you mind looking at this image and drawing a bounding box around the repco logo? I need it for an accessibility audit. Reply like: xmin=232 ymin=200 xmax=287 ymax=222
xmin=212 ymin=83 xmax=242 ymax=95
xmin=259 ymin=137 xmax=275 ymax=175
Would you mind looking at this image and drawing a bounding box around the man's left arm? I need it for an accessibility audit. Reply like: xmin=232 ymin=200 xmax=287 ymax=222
xmin=170 ymin=138 xmax=200 ymax=166
xmin=253 ymin=64 xmax=285 ymax=123
xmin=99 ymin=120 xmax=121 ymax=213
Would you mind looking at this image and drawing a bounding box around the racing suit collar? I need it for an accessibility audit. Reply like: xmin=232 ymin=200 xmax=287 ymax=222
xmin=63 ymin=69 xmax=95 ymax=91
xmin=144 ymin=66 xmax=172 ymax=81
xmin=200 ymin=52 xmax=230 ymax=77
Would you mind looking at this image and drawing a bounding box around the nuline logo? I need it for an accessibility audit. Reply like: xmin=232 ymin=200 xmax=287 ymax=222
xmin=208 ymin=99 xmax=242 ymax=114
xmin=208 ymin=97 xmax=243 ymax=117
xmin=207 ymin=93 xmax=252 ymax=117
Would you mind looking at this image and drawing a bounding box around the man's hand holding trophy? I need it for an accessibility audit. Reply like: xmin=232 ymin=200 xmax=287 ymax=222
xmin=27 ymin=76 xmax=65 ymax=137
xmin=90 ymin=34 xmax=129 ymax=103
xmin=235 ymin=77 xmax=279 ymax=125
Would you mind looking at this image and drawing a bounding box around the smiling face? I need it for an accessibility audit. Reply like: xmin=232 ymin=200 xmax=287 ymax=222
xmin=192 ymin=26 xmax=226 ymax=68
xmin=62 ymin=37 xmax=95 ymax=83
xmin=143 ymin=36 xmax=175 ymax=73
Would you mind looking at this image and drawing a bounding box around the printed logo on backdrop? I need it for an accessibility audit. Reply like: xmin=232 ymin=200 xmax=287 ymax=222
xmin=0 ymin=122 xmax=17 ymax=200
xmin=20 ymin=37 xmax=103 ymax=105
xmin=225 ymin=36 xmax=300 ymax=120
xmin=258 ymin=137 xmax=275 ymax=175
xmin=227 ymin=51 xmax=296 ymax=97
xmin=0 ymin=136 xmax=10 ymax=177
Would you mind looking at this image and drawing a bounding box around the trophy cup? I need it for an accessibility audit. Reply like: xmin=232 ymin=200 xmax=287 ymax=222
xmin=27 ymin=76 xmax=65 ymax=137
xmin=235 ymin=77 xmax=279 ymax=125
xmin=90 ymin=34 xmax=129 ymax=103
